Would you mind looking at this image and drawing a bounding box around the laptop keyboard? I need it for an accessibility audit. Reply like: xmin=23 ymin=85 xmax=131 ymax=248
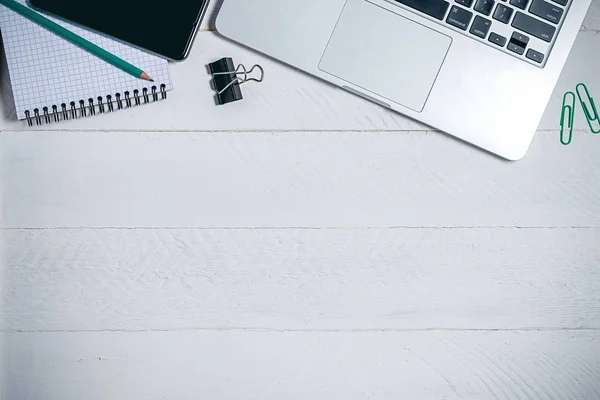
xmin=393 ymin=0 xmax=571 ymax=66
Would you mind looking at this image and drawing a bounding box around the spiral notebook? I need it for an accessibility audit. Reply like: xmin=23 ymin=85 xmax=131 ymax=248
xmin=0 ymin=0 xmax=173 ymax=126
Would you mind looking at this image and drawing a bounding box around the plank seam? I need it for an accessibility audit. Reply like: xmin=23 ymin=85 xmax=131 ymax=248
xmin=3 ymin=328 xmax=600 ymax=333
xmin=3 ymin=226 xmax=599 ymax=230
xmin=0 ymin=129 xmax=588 ymax=134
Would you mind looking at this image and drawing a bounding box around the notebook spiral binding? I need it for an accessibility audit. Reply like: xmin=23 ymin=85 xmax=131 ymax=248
xmin=23 ymin=83 xmax=168 ymax=127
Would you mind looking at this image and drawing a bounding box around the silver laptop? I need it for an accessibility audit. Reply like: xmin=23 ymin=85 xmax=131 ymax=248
xmin=216 ymin=0 xmax=591 ymax=160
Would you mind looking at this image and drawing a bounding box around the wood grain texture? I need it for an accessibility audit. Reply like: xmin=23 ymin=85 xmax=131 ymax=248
xmin=2 ymin=130 xmax=600 ymax=229
xmin=0 ymin=30 xmax=599 ymax=133
xmin=1 ymin=1 xmax=599 ymax=398
xmin=3 ymin=330 xmax=600 ymax=400
xmin=3 ymin=228 xmax=599 ymax=331
xmin=0 ymin=135 xmax=5 ymax=400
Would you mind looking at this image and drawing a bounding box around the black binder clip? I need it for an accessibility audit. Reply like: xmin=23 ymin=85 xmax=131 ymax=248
xmin=208 ymin=57 xmax=264 ymax=105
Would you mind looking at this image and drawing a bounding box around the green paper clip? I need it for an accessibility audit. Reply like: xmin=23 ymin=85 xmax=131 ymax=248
xmin=576 ymin=83 xmax=600 ymax=134
xmin=560 ymin=91 xmax=576 ymax=145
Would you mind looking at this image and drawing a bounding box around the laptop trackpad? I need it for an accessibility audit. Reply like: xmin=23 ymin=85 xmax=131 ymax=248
xmin=319 ymin=0 xmax=452 ymax=112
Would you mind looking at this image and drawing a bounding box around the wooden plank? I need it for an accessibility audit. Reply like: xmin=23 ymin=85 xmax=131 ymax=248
xmin=1 ymin=30 xmax=599 ymax=132
xmin=0 ymin=139 xmax=5 ymax=393
xmin=2 ymin=131 xmax=599 ymax=228
xmin=3 ymin=330 xmax=600 ymax=400
xmin=0 ymin=258 xmax=4 ymax=399
xmin=3 ymin=228 xmax=599 ymax=331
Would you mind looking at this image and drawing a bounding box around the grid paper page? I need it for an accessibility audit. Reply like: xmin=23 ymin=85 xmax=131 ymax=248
xmin=0 ymin=0 xmax=173 ymax=120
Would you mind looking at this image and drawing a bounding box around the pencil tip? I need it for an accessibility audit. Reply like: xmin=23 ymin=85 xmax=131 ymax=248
xmin=141 ymin=72 xmax=153 ymax=81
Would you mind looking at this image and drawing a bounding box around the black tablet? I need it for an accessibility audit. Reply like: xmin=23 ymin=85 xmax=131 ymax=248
xmin=29 ymin=0 xmax=210 ymax=60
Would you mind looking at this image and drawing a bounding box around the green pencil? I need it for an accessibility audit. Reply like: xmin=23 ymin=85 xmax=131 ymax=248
xmin=0 ymin=0 xmax=153 ymax=81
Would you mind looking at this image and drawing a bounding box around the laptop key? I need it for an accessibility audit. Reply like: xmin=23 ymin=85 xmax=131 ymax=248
xmin=474 ymin=0 xmax=495 ymax=15
xmin=509 ymin=0 xmax=528 ymax=9
xmin=511 ymin=31 xmax=529 ymax=46
xmin=512 ymin=12 xmax=556 ymax=42
xmin=493 ymin=4 xmax=514 ymax=23
xmin=529 ymin=0 xmax=563 ymax=24
xmin=488 ymin=32 xmax=507 ymax=46
xmin=550 ymin=0 xmax=567 ymax=5
xmin=470 ymin=15 xmax=492 ymax=37
xmin=507 ymin=42 xmax=525 ymax=55
xmin=447 ymin=6 xmax=473 ymax=30
xmin=394 ymin=0 xmax=450 ymax=20
xmin=526 ymin=48 xmax=545 ymax=63
xmin=507 ymin=31 xmax=528 ymax=54
xmin=456 ymin=0 xmax=474 ymax=7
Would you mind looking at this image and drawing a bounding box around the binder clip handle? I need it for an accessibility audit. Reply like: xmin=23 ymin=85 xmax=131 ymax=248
xmin=213 ymin=64 xmax=264 ymax=95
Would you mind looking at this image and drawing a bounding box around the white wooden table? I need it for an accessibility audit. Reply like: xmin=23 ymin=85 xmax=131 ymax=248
xmin=1 ymin=1 xmax=600 ymax=398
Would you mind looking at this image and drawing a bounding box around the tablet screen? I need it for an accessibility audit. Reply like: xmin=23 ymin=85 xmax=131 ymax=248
xmin=29 ymin=0 xmax=210 ymax=60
